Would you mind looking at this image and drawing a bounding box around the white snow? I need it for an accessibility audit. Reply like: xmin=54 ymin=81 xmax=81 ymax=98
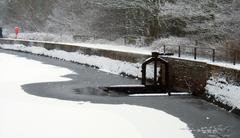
xmin=205 ymin=77 xmax=240 ymax=110
xmin=150 ymin=37 xmax=193 ymax=51
xmin=72 ymin=42 xmax=151 ymax=55
xmin=0 ymin=44 xmax=154 ymax=78
xmin=8 ymin=32 xmax=75 ymax=43
xmin=0 ymin=52 xmax=193 ymax=138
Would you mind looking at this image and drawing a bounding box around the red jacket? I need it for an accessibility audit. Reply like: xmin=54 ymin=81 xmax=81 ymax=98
xmin=15 ymin=27 xmax=20 ymax=34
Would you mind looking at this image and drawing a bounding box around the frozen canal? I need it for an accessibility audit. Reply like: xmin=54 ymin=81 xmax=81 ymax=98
xmin=0 ymin=49 xmax=240 ymax=138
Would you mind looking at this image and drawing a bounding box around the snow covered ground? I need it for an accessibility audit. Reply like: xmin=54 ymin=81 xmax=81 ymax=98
xmin=205 ymin=77 xmax=240 ymax=110
xmin=7 ymin=32 xmax=151 ymax=55
xmin=7 ymin=32 xmax=75 ymax=43
xmin=0 ymin=52 xmax=193 ymax=138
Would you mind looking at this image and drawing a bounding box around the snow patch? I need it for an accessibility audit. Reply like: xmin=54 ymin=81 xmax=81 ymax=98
xmin=205 ymin=77 xmax=240 ymax=110
xmin=150 ymin=36 xmax=193 ymax=51
xmin=71 ymin=42 xmax=151 ymax=55
xmin=8 ymin=32 xmax=75 ymax=42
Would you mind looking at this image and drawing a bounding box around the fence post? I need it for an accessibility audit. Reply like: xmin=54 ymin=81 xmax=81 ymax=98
xmin=163 ymin=45 xmax=166 ymax=53
xmin=195 ymin=40 xmax=198 ymax=60
xmin=233 ymin=51 xmax=237 ymax=65
xmin=178 ymin=46 xmax=181 ymax=57
xmin=0 ymin=27 xmax=3 ymax=38
xmin=194 ymin=47 xmax=197 ymax=60
xmin=212 ymin=49 xmax=215 ymax=62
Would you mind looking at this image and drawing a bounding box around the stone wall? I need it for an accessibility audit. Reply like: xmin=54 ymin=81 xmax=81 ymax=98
xmin=167 ymin=58 xmax=208 ymax=96
xmin=208 ymin=64 xmax=240 ymax=85
xmin=167 ymin=57 xmax=240 ymax=96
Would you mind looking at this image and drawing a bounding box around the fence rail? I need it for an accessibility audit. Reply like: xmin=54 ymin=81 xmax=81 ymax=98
xmin=162 ymin=45 xmax=240 ymax=65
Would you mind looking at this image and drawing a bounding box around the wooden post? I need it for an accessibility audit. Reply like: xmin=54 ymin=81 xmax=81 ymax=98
xmin=141 ymin=65 xmax=146 ymax=85
xmin=178 ymin=46 xmax=181 ymax=57
xmin=233 ymin=51 xmax=237 ymax=65
xmin=212 ymin=49 xmax=215 ymax=62
xmin=154 ymin=60 xmax=157 ymax=85
xmin=194 ymin=47 xmax=197 ymax=60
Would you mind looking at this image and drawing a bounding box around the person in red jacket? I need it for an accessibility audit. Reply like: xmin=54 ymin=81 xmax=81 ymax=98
xmin=15 ymin=26 xmax=20 ymax=39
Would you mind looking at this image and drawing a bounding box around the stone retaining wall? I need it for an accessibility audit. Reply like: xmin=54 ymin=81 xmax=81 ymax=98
xmin=168 ymin=58 xmax=208 ymax=96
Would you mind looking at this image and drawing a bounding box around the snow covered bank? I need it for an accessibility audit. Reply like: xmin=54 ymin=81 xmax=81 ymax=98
xmin=205 ymin=77 xmax=240 ymax=110
xmin=8 ymin=32 xmax=75 ymax=43
xmin=0 ymin=44 xmax=153 ymax=78
xmin=7 ymin=32 xmax=151 ymax=55
xmin=72 ymin=42 xmax=151 ymax=55
xmin=0 ymin=52 xmax=193 ymax=138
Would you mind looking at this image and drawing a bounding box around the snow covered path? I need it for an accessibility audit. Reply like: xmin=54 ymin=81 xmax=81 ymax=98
xmin=0 ymin=52 xmax=193 ymax=138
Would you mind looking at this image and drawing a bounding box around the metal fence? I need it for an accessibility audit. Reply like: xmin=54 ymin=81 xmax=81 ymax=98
xmin=162 ymin=45 xmax=240 ymax=65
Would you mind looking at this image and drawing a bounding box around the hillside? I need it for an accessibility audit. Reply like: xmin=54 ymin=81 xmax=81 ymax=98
xmin=0 ymin=0 xmax=239 ymax=47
